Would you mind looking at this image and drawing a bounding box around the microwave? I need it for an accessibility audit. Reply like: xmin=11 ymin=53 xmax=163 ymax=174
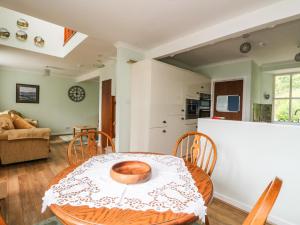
xmin=199 ymin=93 xmax=211 ymax=108
xmin=199 ymin=99 xmax=210 ymax=108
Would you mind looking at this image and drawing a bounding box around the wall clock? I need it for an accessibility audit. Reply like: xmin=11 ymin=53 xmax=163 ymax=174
xmin=68 ymin=86 xmax=85 ymax=102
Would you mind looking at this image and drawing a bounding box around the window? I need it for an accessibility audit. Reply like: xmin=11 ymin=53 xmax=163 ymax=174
xmin=273 ymin=74 xmax=300 ymax=122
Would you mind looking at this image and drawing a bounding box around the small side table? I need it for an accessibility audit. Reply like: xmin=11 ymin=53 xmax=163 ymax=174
xmin=73 ymin=125 xmax=98 ymax=137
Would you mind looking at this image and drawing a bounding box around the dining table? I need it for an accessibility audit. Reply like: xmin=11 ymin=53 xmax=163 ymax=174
xmin=44 ymin=152 xmax=214 ymax=225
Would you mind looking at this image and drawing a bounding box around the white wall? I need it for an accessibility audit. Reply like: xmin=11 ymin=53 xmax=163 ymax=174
xmin=196 ymin=59 xmax=252 ymax=121
xmin=197 ymin=118 xmax=300 ymax=225
xmin=260 ymin=72 xmax=274 ymax=105
xmin=115 ymin=45 xmax=145 ymax=152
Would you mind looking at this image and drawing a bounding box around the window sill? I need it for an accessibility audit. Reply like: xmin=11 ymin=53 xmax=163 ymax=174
xmin=272 ymin=121 xmax=300 ymax=126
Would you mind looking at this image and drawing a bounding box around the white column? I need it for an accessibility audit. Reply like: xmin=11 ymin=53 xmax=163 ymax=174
xmin=114 ymin=42 xmax=145 ymax=152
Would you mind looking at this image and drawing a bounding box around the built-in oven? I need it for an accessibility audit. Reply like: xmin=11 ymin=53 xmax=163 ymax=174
xmin=185 ymin=99 xmax=200 ymax=119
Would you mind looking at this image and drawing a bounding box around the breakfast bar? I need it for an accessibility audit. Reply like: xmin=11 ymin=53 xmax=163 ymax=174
xmin=197 ymin=118 xmax=300 ymax=224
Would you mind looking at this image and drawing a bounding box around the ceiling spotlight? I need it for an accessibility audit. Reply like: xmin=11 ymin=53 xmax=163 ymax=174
xmin=295 ymin=53 xmax=300 ymax=62
xmin=240 ymin=42 xmax=252 ymax=53
xmin=294 ymin=44 xmax=300 ymax=62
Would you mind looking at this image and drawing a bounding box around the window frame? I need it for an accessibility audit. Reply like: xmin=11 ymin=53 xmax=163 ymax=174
xmin=273 ymin=73 xmax=300 ymax=122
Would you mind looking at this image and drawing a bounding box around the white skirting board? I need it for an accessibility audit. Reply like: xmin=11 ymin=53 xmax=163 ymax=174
xmin=214 ymin=192 xmax=295 ymax=225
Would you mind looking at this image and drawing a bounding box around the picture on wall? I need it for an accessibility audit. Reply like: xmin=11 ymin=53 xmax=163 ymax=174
xmin=16 ymin=83 xmax=40 ymax=103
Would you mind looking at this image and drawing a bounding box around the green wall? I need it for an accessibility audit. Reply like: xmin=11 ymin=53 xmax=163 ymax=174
xmin=0 ymin=69 xmax=99 ymax=134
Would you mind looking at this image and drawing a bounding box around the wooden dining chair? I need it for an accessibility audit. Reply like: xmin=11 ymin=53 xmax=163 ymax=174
xmin=67 ymin=130 xmax=115 ymax=166
xmin=242 ymin=177 xmax=282 ymax=225
xmin=173 ymin=131 xmax=217 ymax=176
xmin=0 ymin=208 xmax=7 ymax=225
xmin=192 ymin=177 xmax=282 ymax=225
xmin=0 ymin=215 xmax=6 ymax=225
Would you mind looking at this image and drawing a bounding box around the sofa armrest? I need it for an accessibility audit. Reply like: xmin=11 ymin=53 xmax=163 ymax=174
xmin=0 ymin=132 xmax=8 ymax=140
xmin=6 ymin=128 xmax=51 ymax=140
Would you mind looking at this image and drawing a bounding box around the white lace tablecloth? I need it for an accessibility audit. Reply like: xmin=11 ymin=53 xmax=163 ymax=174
xmin=42 ymin=153 xmax=206 ymax=221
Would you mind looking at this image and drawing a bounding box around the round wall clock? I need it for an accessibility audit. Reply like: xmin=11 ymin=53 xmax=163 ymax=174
xmin=68 ymin=86 xmax=85 ymax=102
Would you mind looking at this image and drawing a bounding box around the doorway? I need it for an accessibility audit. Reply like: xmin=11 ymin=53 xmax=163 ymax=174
xmin=213 ymin=79 xmax=243 ymax=121
xmin=101 ymin=79 xmax=115 ymax=146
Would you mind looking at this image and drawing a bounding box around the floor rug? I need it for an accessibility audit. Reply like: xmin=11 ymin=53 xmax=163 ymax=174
xmin=59 ymin=135 xmax=73 ymax=142
xmin=35 ymin=216 xmax=63 ymax=225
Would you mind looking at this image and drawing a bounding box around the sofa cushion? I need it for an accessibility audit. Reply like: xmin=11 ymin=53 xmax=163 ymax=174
xmin=0 ymin=114 xmax=14 ymax=130
xmin=8 ymin=110 xmax=23 ymax=118
xmin=24 ymin=118 xmax=38 ymax=127
xmin=11 ymin=114 xmax=35 ymax=129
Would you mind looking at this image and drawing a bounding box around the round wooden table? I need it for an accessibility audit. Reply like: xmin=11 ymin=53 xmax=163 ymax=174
xmin=48 ymin=154 xmax=214 ymax=225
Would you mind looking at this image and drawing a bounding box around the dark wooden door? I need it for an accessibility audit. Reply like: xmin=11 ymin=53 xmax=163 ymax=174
xmin=213 ymin=80 xmax=243 ymax=121
xmin=101 ymin=79 xmax=114 ymax=146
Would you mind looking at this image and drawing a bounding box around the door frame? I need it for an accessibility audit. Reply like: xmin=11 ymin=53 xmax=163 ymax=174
xmin=210 ymin=76 xmax=250 ymax=121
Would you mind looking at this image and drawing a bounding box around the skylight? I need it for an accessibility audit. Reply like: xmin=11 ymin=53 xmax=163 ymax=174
xmin=0 ymin=7 xmax=87 ymax=57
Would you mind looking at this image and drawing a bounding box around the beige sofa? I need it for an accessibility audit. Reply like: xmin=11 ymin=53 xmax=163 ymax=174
xmin=0 ymin=128 xmax=51 ymax=165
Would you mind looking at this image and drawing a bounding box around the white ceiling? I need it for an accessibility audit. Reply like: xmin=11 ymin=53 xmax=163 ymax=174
xmin=0 ymin=0 xmax=284 ymax=77
xmin=161 ymin=18 xmax=300 ymax=68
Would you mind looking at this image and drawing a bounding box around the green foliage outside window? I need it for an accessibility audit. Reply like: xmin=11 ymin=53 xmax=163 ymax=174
xmin=274 ymin=74 xmax=300 ymax=122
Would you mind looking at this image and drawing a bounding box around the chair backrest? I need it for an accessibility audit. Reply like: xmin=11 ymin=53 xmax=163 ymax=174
xmin=172 ymin=131 xmax=217 ymax=176
xmin=67 ymin=130 xmax=115 ymax=166
xmin=243 ymin=177 xmax=282 ymax=225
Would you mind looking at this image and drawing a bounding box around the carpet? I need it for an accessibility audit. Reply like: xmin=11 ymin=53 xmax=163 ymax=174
xmin=59 ymin=135 xmax=73 ymax=142
xmin=35 ymin=216 xmax=63 ymax=225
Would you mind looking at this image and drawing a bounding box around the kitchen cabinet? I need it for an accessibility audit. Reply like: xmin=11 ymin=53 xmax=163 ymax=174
xmin=148 ymin=127 xmax=171 ymax=154
xmin=130 ymin=59 xmax=210 ymax=153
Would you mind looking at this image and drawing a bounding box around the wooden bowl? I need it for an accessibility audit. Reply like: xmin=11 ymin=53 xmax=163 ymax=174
xmin=110 ymin=161 xmax=151 ymax=184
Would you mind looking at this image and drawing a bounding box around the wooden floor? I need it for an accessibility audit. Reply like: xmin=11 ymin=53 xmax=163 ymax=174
xmin=0 ymin=140 xmax=266 ymax=225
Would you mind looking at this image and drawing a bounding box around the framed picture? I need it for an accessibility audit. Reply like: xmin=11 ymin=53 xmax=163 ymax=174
xmin=16 ymin=83 xmax=40 ymax=103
